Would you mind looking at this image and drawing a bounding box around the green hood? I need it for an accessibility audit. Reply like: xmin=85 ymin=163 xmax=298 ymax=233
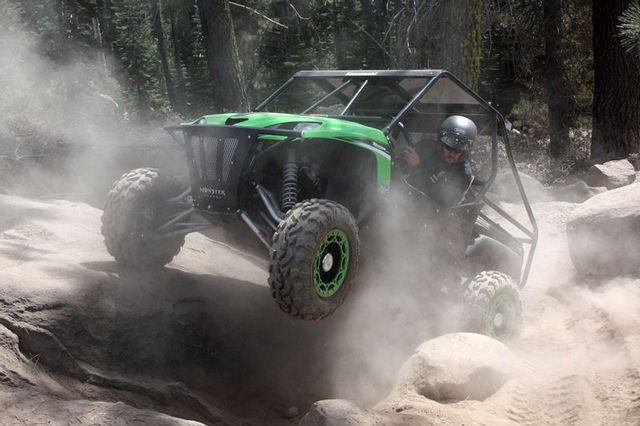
xmin=192 ymin=112 xmax=390 ymax=151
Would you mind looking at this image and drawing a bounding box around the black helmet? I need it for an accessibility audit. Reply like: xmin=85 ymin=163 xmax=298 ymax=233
xmin=439 ymin=115 xmax=477 ymax=153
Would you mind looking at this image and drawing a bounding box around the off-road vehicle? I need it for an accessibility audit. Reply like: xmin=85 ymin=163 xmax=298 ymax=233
xmin=101 ymin=70 xmax=538 ymax=340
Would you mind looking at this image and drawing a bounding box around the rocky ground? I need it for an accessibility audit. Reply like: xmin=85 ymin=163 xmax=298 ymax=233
xmin=0 ymin=173 xmax=639 ymax=425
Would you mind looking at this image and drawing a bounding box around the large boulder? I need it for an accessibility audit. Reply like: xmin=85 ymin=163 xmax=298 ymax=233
xmin=489 ymin=169 xmax=554 ymax=203
xmin=298 ymin=400 xmax=373 ymax=426
xmin=489 ymin=169 xmax=608 ymax=204
xmin=390 ymin=333 xmax=516 ymax=402
xmin=567 ymin=182 xmax=640 ymax=278
xmin=299 ymin=399 xmax=426 ymax=426
xmin=584 ymin=159 xmax=636 ymax=189
xmin=552 ymin=180 xmax=607 ymax=203
xmin=300 ymin=334 xmax=520 ymax=426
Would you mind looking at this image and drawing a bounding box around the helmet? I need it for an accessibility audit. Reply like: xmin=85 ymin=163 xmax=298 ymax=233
xmin=439 ymin=115 xmax=477 ymax=153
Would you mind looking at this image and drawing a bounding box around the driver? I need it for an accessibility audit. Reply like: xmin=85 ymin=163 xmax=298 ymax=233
xmin=403 ymin=115 xmax=476 ymax=207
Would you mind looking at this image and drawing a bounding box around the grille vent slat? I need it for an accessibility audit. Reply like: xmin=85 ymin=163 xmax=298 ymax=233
xmin=185 ymin=127 xmax=254 ymax=209
xmin=193 ymin=136 xmax=241 ymax=185
xmin=204 ymin=136 xmax=217 ymax=181
xmin=222 ymin=138 xmax=239 ymax=182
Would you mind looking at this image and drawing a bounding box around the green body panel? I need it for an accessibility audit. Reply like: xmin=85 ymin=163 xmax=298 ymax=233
xmin=191 ymin=112 xmax=392 ymax=195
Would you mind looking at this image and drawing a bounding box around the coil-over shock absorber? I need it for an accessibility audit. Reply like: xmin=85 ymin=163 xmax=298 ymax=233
xmin=281 ymin=149 xmax=299 ymax=212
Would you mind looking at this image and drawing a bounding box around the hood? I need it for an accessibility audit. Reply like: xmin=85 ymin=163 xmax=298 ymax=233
xmin=191 ymin=112 xmax=390 ymax=149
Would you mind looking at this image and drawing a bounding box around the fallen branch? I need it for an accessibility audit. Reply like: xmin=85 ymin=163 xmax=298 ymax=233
xmin=287 ymin=1 xmax=310 ymax=20
xmin=229 ymin=1 xmax=288 ymax=28
xmin=350 ymin=20 xmax=391 ymax=59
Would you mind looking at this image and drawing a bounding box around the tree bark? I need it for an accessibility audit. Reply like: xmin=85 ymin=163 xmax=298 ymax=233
xmin=592 ymin=0 xmax=640 ymax=158
xmin=545 ymin=0 xmax=570 ymax=157
xmin=197 ymin=0 xmax=250 ymax=111
xmin=150 ymin=0 xmax=177 ymax=111
xmin=168 ymin=2 xmax=187 ymax=114
xmin=395 ymin=0 xmax=417 ymax=68
xmin=408 ymin=0 xmax=482 ymax=88
xmin=97 ymin=0 xmax=114 ymax=48
xmin=88 ymin=0 xmax=110 ymax=75
xmin=55 ymin=0 xmax=68 ymax=55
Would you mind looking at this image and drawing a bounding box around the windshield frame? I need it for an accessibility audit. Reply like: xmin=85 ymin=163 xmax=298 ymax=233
xmin=253 ymin=70 xmax=502 ymax=135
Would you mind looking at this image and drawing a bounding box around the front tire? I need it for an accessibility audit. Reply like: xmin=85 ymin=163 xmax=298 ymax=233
xmin=463 ymin=270 xmax=522 ymax=341
xmin=101 ymin=168 xmax=187 ymax=270
xmin=269 ymin=199 xmax=360 ymax=320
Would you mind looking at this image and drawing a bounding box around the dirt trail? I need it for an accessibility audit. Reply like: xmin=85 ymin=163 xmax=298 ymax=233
xmin=474 ymin=200 xmax=640 ymax=426
xmin=0 ymin=193 xmax=639 ymax=425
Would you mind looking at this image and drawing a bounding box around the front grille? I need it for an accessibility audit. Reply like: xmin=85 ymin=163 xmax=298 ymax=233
xmin=165 ymin=123 xmax=302 ymax=212
xmin=192 ymin=135 xmax=240 ymax=184
xmin=182 ymin=126 xmax=255 ymax=210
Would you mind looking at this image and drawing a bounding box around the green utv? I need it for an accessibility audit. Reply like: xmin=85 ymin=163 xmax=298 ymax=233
xmin=101 ymin=70 xmax=537 ymax=340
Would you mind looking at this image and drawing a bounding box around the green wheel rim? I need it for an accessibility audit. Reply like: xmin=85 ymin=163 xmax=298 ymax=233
xmin=313 ymin=228 xmax=350 ymax=298
xmin=485 ymin=293 xmax=518 ymax=339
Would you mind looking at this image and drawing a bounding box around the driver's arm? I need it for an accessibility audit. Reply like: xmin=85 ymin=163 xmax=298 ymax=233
xmin=403 ymin=146 xmax=421 ymax=167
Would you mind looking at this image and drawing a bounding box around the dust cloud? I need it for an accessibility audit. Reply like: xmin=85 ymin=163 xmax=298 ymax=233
xmin=469 ymin=199 xmax=640 ymax=425
xmin=321 ymin=196 xmax=470 ymax=405
xmin=0 ymin=12 xmax=181 ymax=206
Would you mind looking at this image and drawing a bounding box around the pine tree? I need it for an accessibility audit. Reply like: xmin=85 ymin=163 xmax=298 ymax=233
xmin=150 ymin=0 xmax=177 ymax=110
xmin=167 ymin=0 xmax=213 ymax=114
xmin=109 ymin=0 xmax=163 ymax=121
xmin=619 ymin=1 xmax=640 ymax=57
xmin=592 ymin=0 xmax=640 ymax=157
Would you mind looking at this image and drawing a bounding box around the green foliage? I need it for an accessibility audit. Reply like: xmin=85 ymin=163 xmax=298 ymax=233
xmin=479 ymin=1 xmax=544 ymax=104
xmin=619 ymin=1 xmax=640 ymax=57
xmin=479 ymin=0 xmax=592 ymax=131
xmin=255 ymin=0 xmax=338 ymax=99
xmin=0 ymin=0 xmax=597 ymax=133
xmin=249 ymin=0 xmax=398 ymax=101
xmin=165 ymin=0 xmax=213 ymax=114
xmin=109 ymin=0 xmax=165 ymax=120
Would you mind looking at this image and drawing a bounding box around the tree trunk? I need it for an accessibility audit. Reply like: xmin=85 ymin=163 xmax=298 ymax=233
xmin=545 ymin=0 xmax=570 ymax=157
xmin=55 ymin=0 xmax=67 ymax=53
xmin=97 ymin=0 xmax=113 ymax=48
xmin=88 ymin=0 xmax=109 ymax=75
xmin=592 ymin=0 xmax=640 ymax=158
xmin=88 ymin=0 xmax=102 ymax=45
xmin=334 ymin=1 xmax=357 ymax=69
xmin=197 ymin=0 xmax=250 ymax=111
xmin=150 ymin=0 xmax=177 ymax=111
xmin=359 ymin=0 xmax=391 ymax=68
xmin=395 ymin=0 xmax=417 ymax=68
xmin=168 ymin=2 xmax=187 ymax=114
xmin=409 ymin=0 xmax=483 ymax=88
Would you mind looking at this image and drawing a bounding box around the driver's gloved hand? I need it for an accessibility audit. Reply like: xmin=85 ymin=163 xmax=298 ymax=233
xmin=430 ymin=171 xmax=445 ymax=184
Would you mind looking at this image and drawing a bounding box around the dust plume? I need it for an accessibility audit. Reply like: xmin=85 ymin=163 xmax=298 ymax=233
xmin=0 ymin=11 xmax=182 ymax=206
xmin=465 ymin=197 xmax=640 ymax=424
xmin=323 ymin=180 xmax=640 ymax=415
xmin=321 ymin=195 xmax=469 ymax=405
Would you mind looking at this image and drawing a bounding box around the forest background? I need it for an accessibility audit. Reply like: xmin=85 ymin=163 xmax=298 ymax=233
xmin=1 ymin=0 xmax=640 ymax=193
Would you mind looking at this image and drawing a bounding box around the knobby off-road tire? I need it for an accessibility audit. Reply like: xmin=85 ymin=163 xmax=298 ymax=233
xmin=102 ymin=168 xmax=187 ymax=270
xmin=463 ymin=270 xmax=522 ymax=341
xmin=269 ymin=199 xmax=360 ymax=320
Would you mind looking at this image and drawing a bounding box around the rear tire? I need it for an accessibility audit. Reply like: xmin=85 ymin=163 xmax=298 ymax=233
xmin=101 ymin=168 xmax=187 ymax=270
xmin=463 ymin=270 xmax=522 ymax=341
xmin=269 ymin=199 xmax=359 ymax=320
